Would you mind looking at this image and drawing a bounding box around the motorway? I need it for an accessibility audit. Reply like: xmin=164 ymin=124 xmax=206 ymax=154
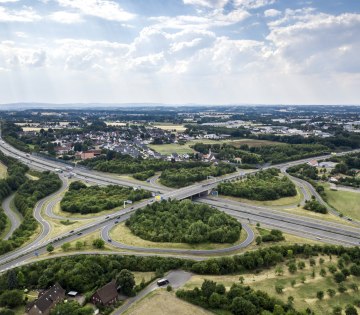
xmin=0 ymin=139 xmax=360 ymax=273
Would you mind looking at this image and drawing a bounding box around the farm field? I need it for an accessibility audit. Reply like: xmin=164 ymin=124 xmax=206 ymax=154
xmin=153 ymin=123 xmax=187 ymax=132
xmin=149 ymin=138 xmax=280 ymax=155
xmin=124 ymin=290 xmax=212 ymax=315
xmin=324 ymin=184 xmax=360 ymax=220
xmin=184 ymin=256 xmax=360 ymax=315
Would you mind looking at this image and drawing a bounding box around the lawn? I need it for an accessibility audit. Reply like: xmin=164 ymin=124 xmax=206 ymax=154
xmin=109 ymin=222 xmax=248 ymax=251
xmin=124 ymin=290 xmax=212 ymax=315
xmin=0 ymin=162 xmax=7 ymax=179
xmin=324 ymin=184 xmax=360 ymax=220
xmin=149 ymin=139 xmax=281 ymax=155
xmin=153 ymin=123 xmax=187 ymax=132
xmin=184 ymin=256 xmax=360 ymax=315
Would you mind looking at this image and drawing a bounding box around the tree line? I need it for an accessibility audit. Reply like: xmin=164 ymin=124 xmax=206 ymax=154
xmin=218 ymin=168 xmax=297 ymax=201
xmin=60 ymin=181 xmax=152 ymax=214
xmin=126 ymin=200 xmax=242 ymax=244
xmin=159 ymin=163 xmax=236 ymax=188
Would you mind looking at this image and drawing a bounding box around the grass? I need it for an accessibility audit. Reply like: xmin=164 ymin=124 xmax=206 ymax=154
xmin=109 ymin=222 xmax=248 ymax=251
xmin=123 ymin=290 xmax=213 ymax=315
xmin=0 ymin=162 xmax=7 ymax=179
xmin=184 ymin=256 xmax=360 ymax=315
xmin=218 ymin=186 xmax=303 ymax=207
xmin=149 ymin=139 xmax=281 ymax=155
xmin=133 ymin=272 xmax=156 ymax=285
xmin=323 ymin=184 xmax=360 ymax=221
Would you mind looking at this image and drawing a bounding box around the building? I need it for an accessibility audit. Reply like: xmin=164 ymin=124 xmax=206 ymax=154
xmin=307 ymin=160 xmax=319 ymax=167
xmin=91 ymin=280 xmax=118 ymax=306
xmin=26 ymin=283 xmax=65 ymax=315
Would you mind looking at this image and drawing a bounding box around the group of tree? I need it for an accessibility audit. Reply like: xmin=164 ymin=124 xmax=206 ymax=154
xmin=287 ymin=164 xmax=319 ymax=181
xmin=60 ymin=181 xmax=152 ymax=214
xmin=159 ymin=163 xmax=236 ymax=188
xmin=218 ymin=169 xmax=297 ymax=201
xmin=328 ymin=153 xmax=360 ymax=188
xmin=191 ymin=142 xmax=329 ymax=165
xmin=126 ymin=200 xmax=241 ymax=244
xmin=177 ymin=279 xmax=302 ymax=315
xmin=256 ymin=230 xmax=285 ymax=245
xmin=304 ymin=197 xmax=328 ymax=214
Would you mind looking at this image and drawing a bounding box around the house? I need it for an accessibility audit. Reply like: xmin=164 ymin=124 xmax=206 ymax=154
xmin=234 ymin=157 xmax=242 ymax=164
xmin=91 ymin=280 xmax=118 ymax=306
xmin=307 ymin=160 xmax=319 ymax=167
xmin=26 ymin=283 xmax=65 ymax=315
xmin=203 ymin=149 xmax=216 ymax=163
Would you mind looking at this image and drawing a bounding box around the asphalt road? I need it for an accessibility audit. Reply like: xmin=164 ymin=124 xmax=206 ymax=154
xmin=113 ymin=270 xmax=193 ymax=315
xmin=1 ymin=194 xmax=22 ymax=240
xmin=101 ymin=219 xmax=255 ymax=255
xmin=200 ymin=197 xmax=360 ymax=246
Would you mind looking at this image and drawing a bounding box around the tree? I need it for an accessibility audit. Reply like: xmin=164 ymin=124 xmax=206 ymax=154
xmin=92 ymin=238 xmax=105 ymax=249
xmin=239 ymin=276 xmax=244 ymax=284
xmin=61 ymin=243 xmax=71 ymax=252
xmin=320 ymin=268 xmax=327 ymax=277
xmin=333 ymin=306 xmax=342 ymax=315
xmin=275 ymin=285 xmax=284 ymax=294
xmin=334 ymin=272 xmax=346 ymax=283
xmin=0 ymin=290 xmax=23 ymax=308
xmin=231 ymin=297 xmax=257 ymax=315
xmin=288 ymin=263 xmax=297 ymax=274
xmin=350 ymin=283 xmax=359 ymax=292
xmin=290 ymin=279 xmax=296 ymax=287
xmin=116 ymin=269 xmax=135 ymax=296
xmin=7 ymin=270 xmax=18 ymax=290
xmin=256 ymin=236 xmax=262 ymax=245
xmin=201 ymin=280 xmax=217 ymax=299
xmin=275 ymin=266 xmax=284 ymax=276
xmin=209 ymin=292 xmax=222 ymax=308
xmin=345 ymin=305 xmax=358 ymax=315
xmin=46 ymin=244 xmax=54 ymax=253
xmin=50 ymin=301 xmax=93 ymax=315
xmin=75 ymin=241 xmax=84 ymax=250
xmin=338 ymin=283 xmax=347 ymax=293
xmin=316 ymin=291 xmax=324 ymax=300
xmin=327 ymin=288 xmax=336 ymax=297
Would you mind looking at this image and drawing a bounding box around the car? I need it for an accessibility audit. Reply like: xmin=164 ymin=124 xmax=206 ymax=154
xmin=157 ymin=279 xmax=169 ymax=286
xmin=108 ymin=239 xmax=112 ymax=242
xmin=348 ymin=218 xmax=353 ymax=221
xmin=117 ymin=216 xmax=121 ymax=219
xmin=105 ymin=216 xmax=110 ymax=219
xmin=114 ymin=220 xmax=119 ymax=224
xmin=131 ymin=207 xmax=134 ymax=210
xmin=316 ymin=237 xmax=322 ymax=240
xmin=77 ymin=232 xmax=82 ymax=236
xmin=69 ymin=230 xmax=74 ymax=234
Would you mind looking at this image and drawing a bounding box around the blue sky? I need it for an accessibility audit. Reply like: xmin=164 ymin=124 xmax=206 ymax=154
xmin=0 ymin=0 xmax=359 ymax=105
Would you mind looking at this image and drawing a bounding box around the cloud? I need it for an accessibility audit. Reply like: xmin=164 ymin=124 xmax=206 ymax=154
xmin=182 ymin=0 xmax=228 ymax=8
xmin=0 ymin=5 xmax=41 ymax=22
xmin=234 ymin=0 xmax=277 ymax=9
xmin=57 ymin=0 xmax=135 ymax=22
xmin=264 ymin=9 xmax=281 ymax=17
xmin=48 ymin=11 xmax=83 ymax=24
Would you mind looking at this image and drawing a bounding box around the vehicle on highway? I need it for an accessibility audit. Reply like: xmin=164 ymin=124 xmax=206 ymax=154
xmin=77 ymin=232 xmax=82 ymax=236
xmin=105 ymin=216 xmax=110 ymax=219
xmin=69 ymin=230 xmax=74 ymax=234
xmin=316 ymin=237 xmax=322 ymax=240
xmin=108 ymin=238 xmax=112 ymax=242
xmin=131 ymin=207 xmax=134 ymax=210
xmin=157 ymin=279 xmax=169 ymax=286
xmin=114 ymin=220 xmax=119 ymax=224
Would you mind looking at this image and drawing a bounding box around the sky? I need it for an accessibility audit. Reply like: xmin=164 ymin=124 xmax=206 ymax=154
xmin=0 ymin=0 xmax=359 ymax=105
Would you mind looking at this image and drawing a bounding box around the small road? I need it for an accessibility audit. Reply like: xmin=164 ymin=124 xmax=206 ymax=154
xmin=101 ymin=219 xmax=254 ymax=255
xmin=1 ymin=194 xmax=23 ymax=240
xmin=330 ymin=183 xmax=360 ymax=193
xmin=113 ymin=270 xmax=193 ymax=315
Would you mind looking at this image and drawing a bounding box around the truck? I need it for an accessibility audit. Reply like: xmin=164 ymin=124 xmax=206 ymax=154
xmin=54 ymin=168 xmax=63 ymax=173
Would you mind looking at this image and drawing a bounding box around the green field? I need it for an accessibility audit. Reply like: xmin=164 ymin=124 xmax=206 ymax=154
xmin=324 ymin=184 xmax=360 ymax=220
xmin=149 ymin=139 xmax=280 ymax=155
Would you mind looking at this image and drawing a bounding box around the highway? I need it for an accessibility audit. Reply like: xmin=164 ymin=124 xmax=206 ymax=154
xmin=0 ymin=139 xmax=360 ymax=274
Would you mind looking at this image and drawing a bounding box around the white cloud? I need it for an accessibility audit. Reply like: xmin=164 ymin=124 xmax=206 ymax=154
xmin=234 ymin=0 xmax=277 ymax=9
xmin=0 ymin=0 xmax=20 ymax=3
xmin=182 ymin=0 xmax=228 ymax=8
xmin=48 ymin=11 xmax=83 ymax=24
xmin=0 ymin=5 xmax=41 ymax=22
xmin=264 ymin=8 xmax=281 ymax=17
xmin=57 ymin=0 xmax=135 ymax=22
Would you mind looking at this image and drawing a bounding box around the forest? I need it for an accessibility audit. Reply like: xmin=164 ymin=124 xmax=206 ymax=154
xmin=218 ymin=168 xmax=297 ymax=201
xmin=60 ymin=181 xmax=152 ymax=214
xmin=125 ymin=200 xmax=242 ymax=244
xmin=159 ymin=163 xmax=236 ymax=187
xmin=304 ymin=197 xmax=328 ymax=214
